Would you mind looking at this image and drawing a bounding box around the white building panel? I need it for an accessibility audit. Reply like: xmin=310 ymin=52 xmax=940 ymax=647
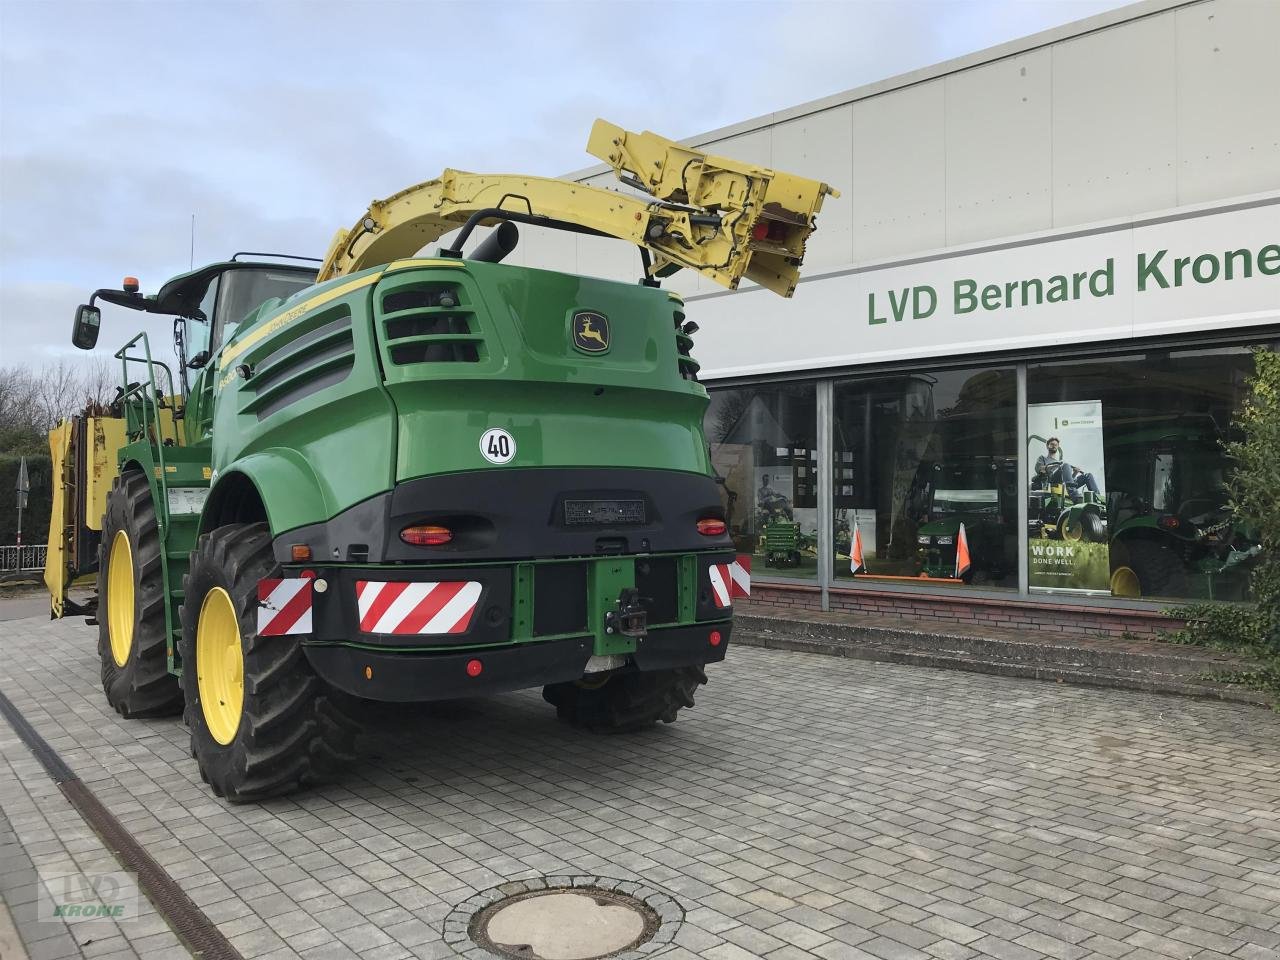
xmin=1051 ymin=13 xmax=1179 ymax=225
xmin=944 ymin=50 xmax=1053 ymax=246
xmin=850 ymin=82 xmax=947 ymax=262
xmin=1175 ymin=0 xmax=1280 ymax=204
xmin=770 ymin=107 xmax=855 ymax=270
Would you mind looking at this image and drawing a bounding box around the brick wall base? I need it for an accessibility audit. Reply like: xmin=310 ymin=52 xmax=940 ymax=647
xmin=740 ymin=581 xmax=1183 ymax=639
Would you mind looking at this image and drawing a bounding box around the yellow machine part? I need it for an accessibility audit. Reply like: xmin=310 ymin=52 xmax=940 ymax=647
xmin=86 ymin=417 xmax=128 ymax=527
xmin=44 ymin=421 xmax=73 ymax=618
xmin=318 ymin=118 xmax=838 ymax=297
xmin=44 ymin=415 xmax=128 ymax=618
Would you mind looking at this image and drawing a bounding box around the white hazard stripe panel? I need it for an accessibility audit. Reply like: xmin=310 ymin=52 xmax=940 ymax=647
xmin=729 ymin=555 xmax=751 ymax=597
xmin=257 ymin=577 xmax=313 ymax=636
xmin=708 ymin=563 xmax=732 ymax=609
xmin=356 ymin=580 xmax=483 ymax=635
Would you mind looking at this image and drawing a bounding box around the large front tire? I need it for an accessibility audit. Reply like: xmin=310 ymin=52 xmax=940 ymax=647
xmin=97 ymin=472 xmax=183 ymax=718
xmin=179 ymin=523 xmax=357 ymax=803
xmin=543 ymin=666 xmax=707 ymax=734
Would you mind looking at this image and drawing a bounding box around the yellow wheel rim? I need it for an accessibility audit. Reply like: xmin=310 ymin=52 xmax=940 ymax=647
xmin=196 ymin=587 xmax=244 ymax=745
xmin=1111 ymin=566 xmax=1141 ymax=598
xmin=106 ymin=531 xmax=135 ymax=667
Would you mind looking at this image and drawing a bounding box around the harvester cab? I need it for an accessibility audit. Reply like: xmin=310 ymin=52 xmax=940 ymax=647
xmin=46 ymin=119 xmax=837 ymax=801
xmin=49 ymin=258 xmax=318 ymax=618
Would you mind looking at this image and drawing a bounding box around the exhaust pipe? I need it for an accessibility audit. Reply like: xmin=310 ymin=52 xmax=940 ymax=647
xmin=467 ymin=220 xmax=519 ymax=263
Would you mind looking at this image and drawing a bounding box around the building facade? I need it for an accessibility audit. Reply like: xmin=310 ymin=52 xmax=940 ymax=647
xmin=525 ymin=0 xmax=1280 ymax=636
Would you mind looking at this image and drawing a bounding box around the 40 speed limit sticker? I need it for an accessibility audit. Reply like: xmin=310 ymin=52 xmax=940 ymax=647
xmin=479 ymin=427 xmax=516 ymax=464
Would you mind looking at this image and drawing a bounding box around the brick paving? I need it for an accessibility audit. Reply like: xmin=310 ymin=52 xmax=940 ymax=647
xmin=0 ymin=612 xmax=1277 ymax=960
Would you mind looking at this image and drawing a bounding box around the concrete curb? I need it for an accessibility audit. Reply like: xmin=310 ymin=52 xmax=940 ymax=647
xmin=734 ymin=613 xmax=1274 ymax=708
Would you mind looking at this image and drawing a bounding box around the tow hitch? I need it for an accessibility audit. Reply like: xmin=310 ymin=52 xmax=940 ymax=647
xmin=605 ymin=588 xmax=648 ymax=637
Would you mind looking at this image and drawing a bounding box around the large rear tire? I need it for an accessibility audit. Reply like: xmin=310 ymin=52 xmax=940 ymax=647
xmin=543 ymin=666 xmax=707 ymax=734
xmin=179 ymin=522 xmax=358 ymax=803
xmin=1111 ymin=540 xmax=1189 ymax=599
xmin=97 ymin=472 xmax=183 ymax=718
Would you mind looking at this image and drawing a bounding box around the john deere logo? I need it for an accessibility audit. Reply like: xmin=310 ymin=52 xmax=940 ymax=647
xmin=572 ymin=311 xmax=610 ymax=354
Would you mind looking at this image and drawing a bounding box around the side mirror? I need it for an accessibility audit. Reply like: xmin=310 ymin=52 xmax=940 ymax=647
xmin=72 ymin=304 xmax=101 ymax=350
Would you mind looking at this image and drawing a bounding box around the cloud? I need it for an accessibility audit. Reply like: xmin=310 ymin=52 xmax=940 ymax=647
xmin=0 ymin=0 xmax=1129 ymax=368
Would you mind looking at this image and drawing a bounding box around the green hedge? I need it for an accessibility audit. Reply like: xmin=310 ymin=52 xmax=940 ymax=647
xmin=0 ymin=454 xmax=52 ymax=545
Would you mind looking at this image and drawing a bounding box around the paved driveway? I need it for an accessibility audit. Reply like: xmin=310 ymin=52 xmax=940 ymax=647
xmin=1 ymin=613 xmax=1277 ymax=960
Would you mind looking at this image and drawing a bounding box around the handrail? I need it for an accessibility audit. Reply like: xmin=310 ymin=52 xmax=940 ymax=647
xmin=114 ymin=332 xmax=172 ymax=536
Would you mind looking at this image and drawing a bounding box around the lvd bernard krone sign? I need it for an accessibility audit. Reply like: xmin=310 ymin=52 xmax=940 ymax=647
xmin=691 ymin=195 xmax=1280 ymax=379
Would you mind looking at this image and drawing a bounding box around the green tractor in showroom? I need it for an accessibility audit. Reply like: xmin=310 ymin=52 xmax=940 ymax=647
xmin=45 ymin=120 xmax=835 ymax=801
xmin=1105 ymin=423 xmax=1261 ymax=599
xmin=916 ymin=458 xmax=1015 ymax=582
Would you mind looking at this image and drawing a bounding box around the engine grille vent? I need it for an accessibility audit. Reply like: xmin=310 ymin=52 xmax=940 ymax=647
xmin=381 ymin=283 xmax=485 ymax=365
xmin=241 ymin=305 xmax=355 ymax=420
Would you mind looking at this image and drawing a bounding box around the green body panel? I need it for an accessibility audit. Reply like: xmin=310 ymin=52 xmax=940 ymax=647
xmin=209 ymin=269 xmax=397 ymax=532
xmin=209 ymin=261 xmax=708 ymax=532
xmin=384 ymin=263 xmax=708 ymax=482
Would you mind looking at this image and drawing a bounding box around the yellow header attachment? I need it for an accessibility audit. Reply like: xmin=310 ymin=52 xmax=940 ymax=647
xmin=317 ymin=119 xmax=838 ymax=296
xmin=586 ymin=120 xmax=838 ymax=295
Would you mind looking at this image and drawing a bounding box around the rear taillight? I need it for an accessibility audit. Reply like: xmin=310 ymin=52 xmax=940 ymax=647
xmin=1158 ymin=516 xmax=1181 ymax=530
xmin=401 ymin=524 xmax=453 ymax=546
xmin=696 ymin=518 xmax=727 ymax=536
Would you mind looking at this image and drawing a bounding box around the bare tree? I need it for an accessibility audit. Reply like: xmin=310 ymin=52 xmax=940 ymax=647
xmin=0 ymin=357 xmax=122 ymax=444
xmin=79 ymin=357 xmax=117 ymax=410
xmin=34 ymin=359 xmax=82 ymax=429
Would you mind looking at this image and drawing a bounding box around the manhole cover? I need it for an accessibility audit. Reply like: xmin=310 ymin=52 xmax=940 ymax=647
xmin=443 ymin=876 xmax=682 ymax=960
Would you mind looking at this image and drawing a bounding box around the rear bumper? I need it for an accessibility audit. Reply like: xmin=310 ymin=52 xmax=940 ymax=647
xmin=274 ymin=467 xmax=732 ymax=566
xmin=303 ymin=622 xmax=730 ymax=702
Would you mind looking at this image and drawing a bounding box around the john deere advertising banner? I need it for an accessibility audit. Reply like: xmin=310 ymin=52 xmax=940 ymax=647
xmin=1027 ymin=400 xmax=1110 ymax=594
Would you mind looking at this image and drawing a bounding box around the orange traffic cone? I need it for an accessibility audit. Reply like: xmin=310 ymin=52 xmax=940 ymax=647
xmin=850 ymin=523 xmax=865 ymax=574
xmin=954 ymin=522 xmax=972 ymax=579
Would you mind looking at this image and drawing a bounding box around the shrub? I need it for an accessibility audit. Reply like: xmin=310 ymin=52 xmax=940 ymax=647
xmin=1170 ymin=347 xmax=1280 ymax=699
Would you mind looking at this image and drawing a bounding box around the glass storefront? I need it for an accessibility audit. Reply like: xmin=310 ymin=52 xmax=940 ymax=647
xmin=832 ymin=366 xmax=1017 ymax=589
xmin=706 ymin=383 xmax=818 ymax=581
xmin=704 ymin=339 xmax=1274 ymax=604
xmin=1028 ymin=346 xmax=1266 ymax=602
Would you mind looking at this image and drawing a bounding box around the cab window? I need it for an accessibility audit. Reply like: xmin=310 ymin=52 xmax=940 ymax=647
xmin=212 ymin=268 xmax=315 ymax=351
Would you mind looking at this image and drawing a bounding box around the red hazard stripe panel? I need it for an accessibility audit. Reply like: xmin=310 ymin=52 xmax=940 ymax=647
xmin=358 ymin=581 xmax=409 ymax=633
xmin=356 ymin=580 xmax=483 ymax=635
xmin=730 ymin=555 xmax=751 ymax=597
xmin=257 ymin=578 xmax=313 ymax=636
xmin=708 ymin=563 xmax=732 ymax=609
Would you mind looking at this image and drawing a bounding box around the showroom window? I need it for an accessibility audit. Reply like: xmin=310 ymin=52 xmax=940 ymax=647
xmin=705 ymin=383 xmax=817 ymax=581
xmin=1027 ymin=346 xmax=1269 ymax=602
xmin=831 ymin=366 xmax=1018 ymax=589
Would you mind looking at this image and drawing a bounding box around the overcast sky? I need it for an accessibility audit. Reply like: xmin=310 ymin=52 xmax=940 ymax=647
xmin=0 ymin=0 xmax=1129 ymax=369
